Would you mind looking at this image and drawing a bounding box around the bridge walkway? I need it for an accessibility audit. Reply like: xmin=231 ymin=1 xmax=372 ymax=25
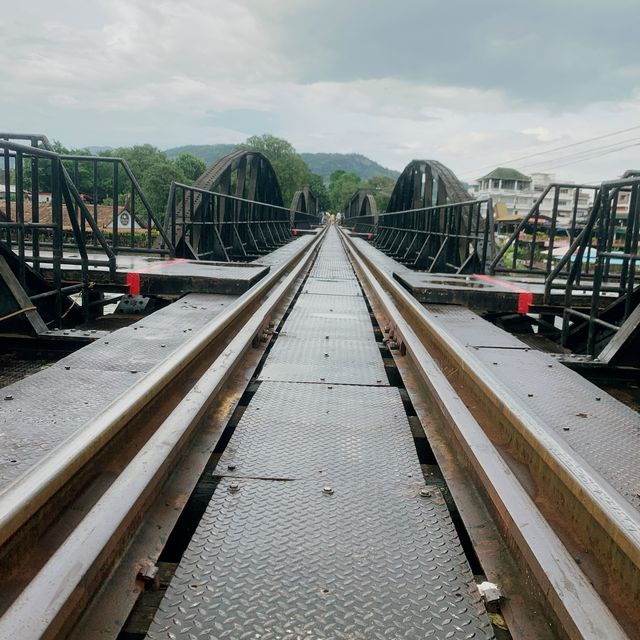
xmin=147 ymin=226 xmax=493 ymax=639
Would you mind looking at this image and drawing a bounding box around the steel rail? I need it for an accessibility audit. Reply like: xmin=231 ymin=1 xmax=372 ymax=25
xmin=339 ymin=228 xmax=633 ymax=639
xmin=0 ymin=228 xmax=324 ymax=639
xmin=0 ymin=231 xmax=322 ymax=549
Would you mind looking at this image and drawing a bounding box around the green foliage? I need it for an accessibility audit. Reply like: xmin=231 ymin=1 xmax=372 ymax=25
xmin=173 ymin=152 xmax=207 ymax=182
xmin=164 ymin=145 xmax=399 ymax=184
xmin=110 ymin=144 xmax=166 ymax=178
xmin=308 ymin=173 xmax=331 ymax=211
xmin=328 ymin=170 xmax=362 ymax=211
xmin=237 ymin=134 xmax=313 ymax=206
xmin=327 ymin=171 xmax=397 ymax=213
xmin=140 ymin=159 xmax=186 ymax=217
xmin=365 ymin=174 xmax=396 ymax=211
xmin=165 ymin=144 xmax=236 ymax=165
xmin=301 ymin=152 xmax=399 ymax=182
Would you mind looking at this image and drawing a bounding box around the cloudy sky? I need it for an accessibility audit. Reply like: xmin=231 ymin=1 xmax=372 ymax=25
xmin=1 ymin=0 xmax=639 ymax=182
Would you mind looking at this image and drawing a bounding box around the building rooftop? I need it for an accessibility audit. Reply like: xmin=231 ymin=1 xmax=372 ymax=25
xmin=479 ymin=167 xmax=531 ymax=182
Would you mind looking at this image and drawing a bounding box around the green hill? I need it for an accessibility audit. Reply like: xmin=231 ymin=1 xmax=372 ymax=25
xmin=164 ymin=145 xmax=398 ymax=182
xmin=164 ymin=144 xmax=236 ymax=165
xmin=300 ymin=153 xmax=399 ymax=182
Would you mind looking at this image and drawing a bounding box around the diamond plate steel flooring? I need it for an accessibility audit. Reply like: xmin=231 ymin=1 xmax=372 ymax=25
xmin=424 ymin=304 xmax=640 ymax=512
xmin=0 ymin=293 xmax=237 ymax=491
xmin=218 ymin=382 xmax=422 ymax=482
xmin=148 ymin=227 xmax=492 ymax=639
xmin=258 ymin=335 xmax=387 ymax=385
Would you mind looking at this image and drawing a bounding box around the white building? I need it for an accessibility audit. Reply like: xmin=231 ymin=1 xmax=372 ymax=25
xmin=472 ymin=167 xmax=592 ymax=227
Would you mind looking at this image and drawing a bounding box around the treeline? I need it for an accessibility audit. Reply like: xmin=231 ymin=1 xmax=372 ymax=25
xmin=19 ymin=135 xmax=395 ymax=218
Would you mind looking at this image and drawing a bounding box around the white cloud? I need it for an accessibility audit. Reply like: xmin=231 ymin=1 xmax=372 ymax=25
xmin=0 ymin=0 xmax=639 ymax=185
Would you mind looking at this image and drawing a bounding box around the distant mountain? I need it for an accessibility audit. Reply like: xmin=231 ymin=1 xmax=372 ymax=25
xmin=163 ymin=145 xmax=398 ymax=182
xmin=301 ymin=153 xmax=399 ymax=182
xmin=165 ymin=144 xmax=236 ymax=165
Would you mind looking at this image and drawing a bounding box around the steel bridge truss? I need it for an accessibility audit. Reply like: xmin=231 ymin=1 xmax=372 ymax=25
xmin=491 ymin=174 xmax=640 ymax=360
xmin=345 ymin=159 xmax=494 ymax=273
xmin=167 ymin=182 xmax=317 ymax=261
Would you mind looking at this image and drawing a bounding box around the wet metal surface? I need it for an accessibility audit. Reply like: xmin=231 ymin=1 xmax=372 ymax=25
xmin=148 ymin=227 xmax=492 ymax=639
xmin=0 ymin=293 xmax=237 ymax=492
xmin=425 ymin=304 xmax=640 ymax=511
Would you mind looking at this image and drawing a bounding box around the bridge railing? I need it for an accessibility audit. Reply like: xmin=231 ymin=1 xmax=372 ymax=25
xmin=0 ymin=134 xmax=173 ymax=257
xmin=489 ymin=183 xmax=599 ymax=278
xmin=60 ymin=154 xmax=174 ymax=256
xmin=548 ymin=175 xmax=640 ymax=356
xmin=0 ymin=139 xmax=117 ymax=325
xmin=166 ymin=182 xmax=317 ymax=260
xmin=345 ymin=198 xmax=494 ymax=274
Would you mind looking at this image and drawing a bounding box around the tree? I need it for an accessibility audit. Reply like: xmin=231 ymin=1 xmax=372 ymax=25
xmin=111 ymin=144 xmax=167 ymax=179
xmin=308 ymin=173 xmax=331 ymax=211
xmin=140 ymin=159 xmax=187 ymax=219
xmin=364 ymin=174 xmax=396 ymax=212
xmin=174 ymin=152 xmax=207 ymax=182
xmin=328 ymin=170 xmax=362 ymax=212
xmin=237 ymin=134 xmax=313 ymax=206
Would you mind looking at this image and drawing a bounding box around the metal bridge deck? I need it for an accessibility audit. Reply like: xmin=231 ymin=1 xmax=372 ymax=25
xmin=0 ymin=292 xmax=237 ymax=491
xmin=348 ymin=236 xmax=640 ymax=513
xmin=0 ymin=235 xmax=324 ymax=491
xmin=147 ymin=227 xmax=492 ymax=639
xmin=25 ymin=234 xmax=317 ymax=296
xmin=423 ymin=304 xmax=640 ymax=511
xmin=345 ymin=232 xmax=594 ymax=314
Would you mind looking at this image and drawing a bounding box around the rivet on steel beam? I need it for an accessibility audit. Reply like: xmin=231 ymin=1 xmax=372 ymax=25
xmin=322 ymin=486 xmax=334 ymax=495
xmin=4 ymin=394 xmax=13 ymax=401
xmin=161 ymin=344 xmax=166 ymax=348
xmin=528 ymin=393 xmax=534 ymax=397
xmin=64 ymin=366 xmax=71 ymax=370
xmin=324 ymin=353 xmax=329 ymax=358
xmin=420 ymin=488 xmax=432 ymax=498
xmin=227 ymin=463 xmax=236 ymax=471
xmin=130 ymin=370 xmax=138 ymax=374
xmin=228 ymin=482 xmax=239 ymax=493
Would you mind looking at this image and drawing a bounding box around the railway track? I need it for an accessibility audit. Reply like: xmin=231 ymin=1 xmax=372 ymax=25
xmin=0 ymin=225 xmax=636 ymax=639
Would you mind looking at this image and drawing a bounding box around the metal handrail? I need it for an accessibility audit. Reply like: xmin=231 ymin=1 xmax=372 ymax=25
xmin=344 ymin=197 xmax=494 ymax=274
xmin=166 ymin=182 xmax=317 ymax=260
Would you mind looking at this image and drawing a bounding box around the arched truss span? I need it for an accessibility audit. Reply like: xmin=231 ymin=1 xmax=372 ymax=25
xmin=347 ymin=159 xmax=494 ymax=274
xmin=170 ymin=150 xmax=290 ymax=259
xmin=386 ymin=159 xmax=470 ymax=212
xmin=345 ymin=190 xmax=379 ymax=223
xmin=290 ymin=186 xmax=320 ymax=228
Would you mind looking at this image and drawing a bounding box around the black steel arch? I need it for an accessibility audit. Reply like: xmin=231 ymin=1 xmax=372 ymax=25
xmin=345 ymin=190 xmax=379 ymax=222
xmin=171 ymin=150 xmax=286 ymax=258
xmin=386 ymin=159 xmax=470 ymax=212
xmin=290 ymin=186 xmax=320 ymax=227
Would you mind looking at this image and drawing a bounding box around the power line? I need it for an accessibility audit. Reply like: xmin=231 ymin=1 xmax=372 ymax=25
xmin=460 ymin=123 xmax=640 ymax=179
xmin=522 ymin=142 xmax=640 ymax=173
xmin=516 ymin=137 xmax=640 ymax=172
